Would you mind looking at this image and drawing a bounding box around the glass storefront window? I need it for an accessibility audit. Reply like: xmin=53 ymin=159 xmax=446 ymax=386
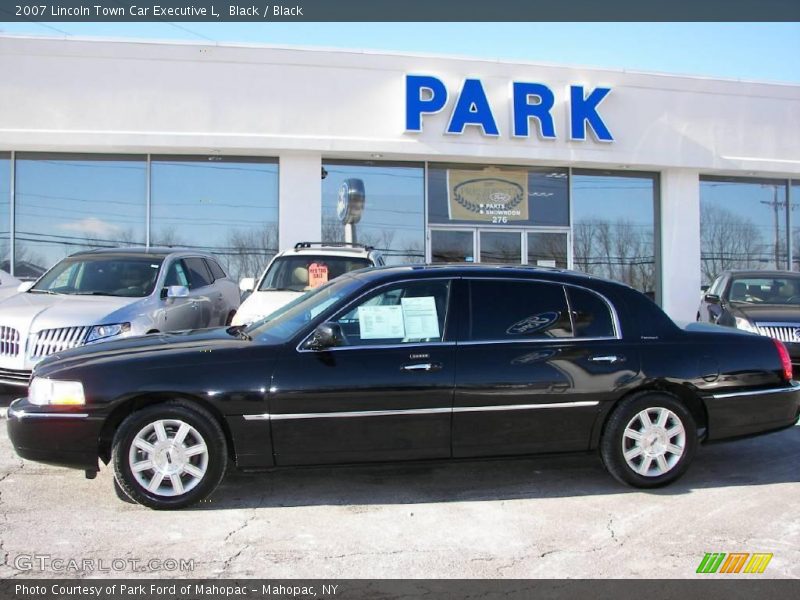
xmin=572 ymin=170 xmax=658 ymax=298
xmin=150 ymin=156 xmax=279 ymax=283
xmin=321 ymin=160 xmax=425 ymax=264
xmin=792 ymin=181 xmax=800 ymax=272
xmin=528 ymin=232 xmax=568 ymax=269
xmin=14 ymin=153 xmax=147 ymax=279
xmin=700 ymin=176 xmax=788 ymax=284
xmin=427 ymin=164 xmax=569 ymax=227
xmin=480 ymin=231 xmax=522 ymax=264
xmin=0 ymin=154 xmax=9 ymax=274
xmin=430 ymin=230 xmax=474 ymax=263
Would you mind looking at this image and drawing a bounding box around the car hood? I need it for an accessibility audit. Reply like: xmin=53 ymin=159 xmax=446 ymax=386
xmin=232 ymin=290 xmax=302 ymax=325
xmin=35 ymin=327 xmax=261 ymax=376
xmin=731 ymin=303 xmax=800 ymax=324
xmin=0 ymin=292 xmax=139 ymax=332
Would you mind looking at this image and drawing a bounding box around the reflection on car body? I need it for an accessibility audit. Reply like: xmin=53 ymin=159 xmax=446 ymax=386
xmin=7 ymin=264 xmax=800 ymax=509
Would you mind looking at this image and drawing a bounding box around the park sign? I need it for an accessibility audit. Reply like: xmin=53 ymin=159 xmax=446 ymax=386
xmin=405 ymin=74 xmax=614 ymax=142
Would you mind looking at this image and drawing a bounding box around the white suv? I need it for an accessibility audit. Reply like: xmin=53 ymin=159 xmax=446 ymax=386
xmin=232 ymin=242 xmax=384 ymax=326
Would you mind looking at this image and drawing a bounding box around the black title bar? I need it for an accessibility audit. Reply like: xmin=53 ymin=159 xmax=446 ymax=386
xmin=3 ymin=0 xmax=800 ymax=22
xmin=3 ymin=579 xmax=800 ymax=600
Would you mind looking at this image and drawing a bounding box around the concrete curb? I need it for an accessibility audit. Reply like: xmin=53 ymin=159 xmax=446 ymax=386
xmin=0 ymin=407 xmax=6 ymax=419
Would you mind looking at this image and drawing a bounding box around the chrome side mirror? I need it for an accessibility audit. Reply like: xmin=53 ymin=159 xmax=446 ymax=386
xmin=164 ymin=285 xmax=190 ymax=299
xmin=307 ymin=322 xmax=344 ymax=350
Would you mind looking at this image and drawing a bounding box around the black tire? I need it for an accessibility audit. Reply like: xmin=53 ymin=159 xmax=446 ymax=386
xmin=600 ymin=391 xmax=697 ymax=488
xmin=113 ymin=477 xmax=136 ymax=504
xmin=112 ymin=400 xmax=227 ymax=509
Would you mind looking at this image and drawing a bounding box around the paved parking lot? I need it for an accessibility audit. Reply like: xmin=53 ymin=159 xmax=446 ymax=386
xmin=0 ymin=395 xmax=797 ymax=580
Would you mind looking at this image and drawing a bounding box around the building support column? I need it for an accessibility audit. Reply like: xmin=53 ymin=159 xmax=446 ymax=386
xmin=278 ymin=153 xmax=322 ymax=251
xmin=659 ymin=169 xmax=701 ymax=324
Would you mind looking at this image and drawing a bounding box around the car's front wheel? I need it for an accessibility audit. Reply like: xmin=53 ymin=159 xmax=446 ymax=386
xmin=600 ymin=392 xmax=697 ymax=488
xmin=112 ymin=401 xmax=227 ymax=509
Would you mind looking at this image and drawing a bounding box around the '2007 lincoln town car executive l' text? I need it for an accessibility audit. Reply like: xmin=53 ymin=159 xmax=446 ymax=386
xmin=7 ymin=265 xmax=800 ymax=509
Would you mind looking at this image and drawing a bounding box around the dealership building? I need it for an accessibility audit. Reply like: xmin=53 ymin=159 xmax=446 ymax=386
xmin=0 ymin=35 xmax=798 ymax=322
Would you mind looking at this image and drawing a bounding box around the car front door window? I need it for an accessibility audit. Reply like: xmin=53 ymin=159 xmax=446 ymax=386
xmin=164 ymin=261 xmax=190 ymax=288
xmin=331 ymin=280 xmax=451 ymax=346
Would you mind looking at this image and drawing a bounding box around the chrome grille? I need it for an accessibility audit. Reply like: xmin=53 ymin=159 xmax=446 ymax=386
xmin=0 ymin=367 xmax=32 ymax=386
xmin=755 ymin=322 xmax=800 ymax=344
xmin=0 ymin=326 xmax=21 ymax=357
xmin=30 ymin=326 xmax=90 ymax=359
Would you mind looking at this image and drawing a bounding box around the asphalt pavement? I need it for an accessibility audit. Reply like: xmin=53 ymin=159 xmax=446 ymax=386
xmin=0 ymin=390 xmax=797 ymax=579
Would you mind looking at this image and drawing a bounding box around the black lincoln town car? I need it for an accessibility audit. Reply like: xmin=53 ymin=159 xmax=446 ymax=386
xmin=7 ymin=265 xmax=800 ymax=509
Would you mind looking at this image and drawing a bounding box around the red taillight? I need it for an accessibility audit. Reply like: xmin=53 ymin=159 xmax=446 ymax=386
xmin=772 ymin=338 xmax=793 ymax=381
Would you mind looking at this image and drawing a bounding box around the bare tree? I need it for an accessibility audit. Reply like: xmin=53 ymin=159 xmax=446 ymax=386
xmin=700 ymin=203 xmax=764 ymax=283
xmin=572 ymin=217 xmax=655 ymax=294
xmin=224 ymin=225 xmax=278 ymax=283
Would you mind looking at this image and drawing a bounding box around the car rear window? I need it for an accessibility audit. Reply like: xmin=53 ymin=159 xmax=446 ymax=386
xmin=567 ymin=287 xmax=616 ymax=338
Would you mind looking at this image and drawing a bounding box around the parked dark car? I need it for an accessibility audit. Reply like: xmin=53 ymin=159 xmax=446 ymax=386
xmin=698 ymin=270 xmax=800 ymax=368
xmin=8 ymin=265 xmax=800 ymax=509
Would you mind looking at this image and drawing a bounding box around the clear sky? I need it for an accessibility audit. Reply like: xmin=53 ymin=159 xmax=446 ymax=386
xmin=1 ymin=22 xmax=798 ymax=83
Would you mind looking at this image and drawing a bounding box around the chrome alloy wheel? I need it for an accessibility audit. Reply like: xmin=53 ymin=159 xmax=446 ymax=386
xmin=621 ymin=407 xmax=686 ymax=477
xmin=128 ymin=419 xmax=208 ymax=497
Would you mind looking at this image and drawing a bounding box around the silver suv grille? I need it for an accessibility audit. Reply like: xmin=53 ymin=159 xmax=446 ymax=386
xmin=0 ymin=326 xmax=21 ymax=357
xmin=755 ymin=322 xmax=800 ymax=344
xmin=30 ymin=326 xmax=91 ymax=359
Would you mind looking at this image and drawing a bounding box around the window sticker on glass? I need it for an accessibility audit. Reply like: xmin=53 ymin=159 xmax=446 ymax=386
xmin=401 ymin=296 xmax=440 ymax=339
xmin=358 ymin=305 xmax=406 ymax=339
xmin=308 ymin=263 xmax=329 ymax=289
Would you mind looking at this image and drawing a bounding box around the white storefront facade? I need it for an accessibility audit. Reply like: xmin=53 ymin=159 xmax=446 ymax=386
xmin=0 ymin=35 xmax=798 ymax=322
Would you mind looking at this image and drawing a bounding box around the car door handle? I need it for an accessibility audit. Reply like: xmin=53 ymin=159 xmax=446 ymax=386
xmin=401 ymin=362 xmax=442 ymax=372
xmin=589 ymin=355 xmax=624 ymax=364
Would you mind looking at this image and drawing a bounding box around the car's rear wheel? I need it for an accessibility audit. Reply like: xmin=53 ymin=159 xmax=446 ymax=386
xmin=600 ymin=392 xmax=697 ymax=488
xmin=112 ymin=401 xmax=227 ymax=509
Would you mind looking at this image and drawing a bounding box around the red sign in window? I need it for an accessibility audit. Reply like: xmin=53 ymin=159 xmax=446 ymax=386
xmin=308 ymin=263 xmax=329 ymax=288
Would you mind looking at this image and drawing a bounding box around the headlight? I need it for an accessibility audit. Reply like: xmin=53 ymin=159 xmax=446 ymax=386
xmin=29 ymin=377 xmax=85 ymax=406
xmin=86 ymin=322 xmax=131 ymax=344
xmin=734 ymin=317 xmax=757 ymax=333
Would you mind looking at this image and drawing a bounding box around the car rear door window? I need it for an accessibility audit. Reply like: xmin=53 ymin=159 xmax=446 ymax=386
xmin=468 ymin=280 xmax=572 ymax=341
xmin=567 ymin=287 xmax=616 ymax=338
xmin=184 ymin=257 xmax=213 ymax=289
xmin=205 ymin=259 xmax=227 ymax=281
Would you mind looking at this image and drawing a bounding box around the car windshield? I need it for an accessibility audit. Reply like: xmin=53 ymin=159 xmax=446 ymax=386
xmin=245 ymin=275 xmax=363 ymax=343
xmin=258 ymin=255 xmax=372 ymax=292
xmin=728 ymin=276 xmax=800 ymax=305
xmin=31 ymin=256 xmax=164 ymax=298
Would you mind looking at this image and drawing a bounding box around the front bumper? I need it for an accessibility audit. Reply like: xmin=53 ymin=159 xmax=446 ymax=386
xmin=6 ymin=398 xmax=104 ymax=470
xmin=704 ymin=384 xmax=800 ymax=441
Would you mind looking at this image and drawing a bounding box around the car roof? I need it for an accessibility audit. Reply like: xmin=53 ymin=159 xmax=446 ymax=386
xmin=725 ymin=270 xmax=800 ymax=278
xmin=278 ymin=245 xmax=377 ymax=258
xmin=344 ymin=263 xmax=626 ymax=288
xmin=68 ymin=247 xmax=216 ymax=261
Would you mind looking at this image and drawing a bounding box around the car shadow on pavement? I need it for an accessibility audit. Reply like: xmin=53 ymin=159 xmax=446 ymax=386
xmin=193 ymin=424 xmax=800 ymax=511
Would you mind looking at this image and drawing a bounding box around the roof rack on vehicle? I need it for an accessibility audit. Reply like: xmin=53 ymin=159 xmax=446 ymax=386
xmin=293 ymin=242 xmax=375 ymax=251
